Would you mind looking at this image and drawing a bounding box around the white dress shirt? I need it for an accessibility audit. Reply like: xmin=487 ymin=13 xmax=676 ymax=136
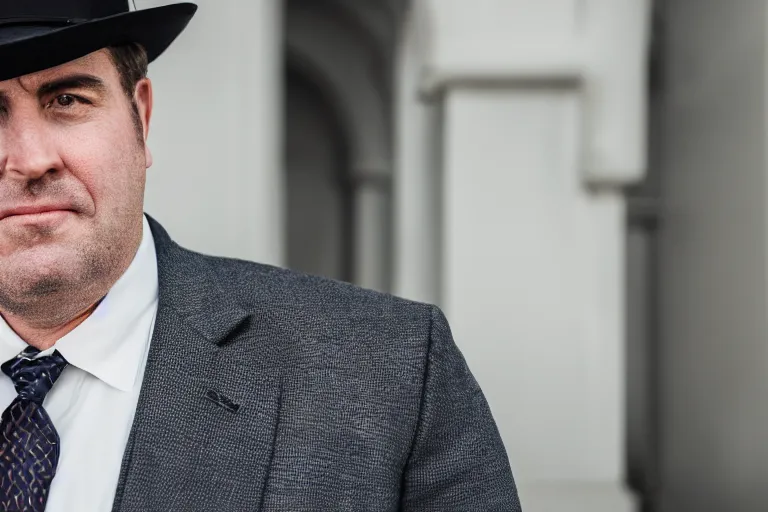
xmin=0 ymin=215 xmax=159 ymax=512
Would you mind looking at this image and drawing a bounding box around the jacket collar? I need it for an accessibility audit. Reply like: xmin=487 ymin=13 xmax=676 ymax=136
xmin=146 ymin=214 xmax=250 ymax=345
xmin=111 ymin=215 xmax=283 ymax=512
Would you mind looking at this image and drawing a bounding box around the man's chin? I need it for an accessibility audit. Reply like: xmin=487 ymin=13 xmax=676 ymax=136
xmin=1 ymin=248 xmax=84 ymax=288
xmin=26 ymin=275 xmax=69 ymax=297
xmin=0 ymin=269 xmax=74 ymax=318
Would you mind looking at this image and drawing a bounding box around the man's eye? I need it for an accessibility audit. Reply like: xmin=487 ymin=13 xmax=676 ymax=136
xmin=55 ymin=94 xmax=77 ymax=107
xmin=47 ymin=94 xmax=85 ymax=109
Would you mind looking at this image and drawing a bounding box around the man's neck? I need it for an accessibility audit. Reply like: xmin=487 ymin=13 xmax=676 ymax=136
xmin=1 ymin=301 xmax=100 ymax=351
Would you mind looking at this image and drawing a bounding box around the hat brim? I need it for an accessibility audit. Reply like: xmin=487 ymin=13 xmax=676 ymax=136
xmin=0 ymin=3 xmax=197 ymax=82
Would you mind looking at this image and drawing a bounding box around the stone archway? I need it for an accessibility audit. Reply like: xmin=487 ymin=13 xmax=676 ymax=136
xmin=283 ymin=0 xmax=405 ymax=291
xmin=284 ymin=59 xmax=353 ymax=282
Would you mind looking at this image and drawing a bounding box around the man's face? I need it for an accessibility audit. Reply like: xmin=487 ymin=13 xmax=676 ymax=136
xmin=0 ymin=49 xmax=153 ymax=320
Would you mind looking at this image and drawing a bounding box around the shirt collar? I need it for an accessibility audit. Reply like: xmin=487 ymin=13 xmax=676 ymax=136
xmin=0 ymin=215 xmax=159 ymax=391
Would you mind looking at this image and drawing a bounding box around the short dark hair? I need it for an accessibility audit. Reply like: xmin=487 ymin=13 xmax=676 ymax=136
xmin=107 ymin=43 xmax=149 ymax=98
xmin=106 ymin=43 xmax=149 ymax=143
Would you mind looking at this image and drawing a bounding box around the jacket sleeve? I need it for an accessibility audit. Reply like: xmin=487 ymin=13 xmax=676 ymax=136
xmin=401 ymin=306 xmax=522 ymax=511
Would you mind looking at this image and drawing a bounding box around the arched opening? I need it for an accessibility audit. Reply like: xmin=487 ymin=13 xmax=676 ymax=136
xmin=284 ymin=61 xmax=354 ymax=282
xmin=282 ymin=0 xmax=404 ymax=291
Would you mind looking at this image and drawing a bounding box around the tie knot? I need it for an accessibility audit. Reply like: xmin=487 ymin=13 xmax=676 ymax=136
xmin=1 ymin=347 xmax=68 ymax=403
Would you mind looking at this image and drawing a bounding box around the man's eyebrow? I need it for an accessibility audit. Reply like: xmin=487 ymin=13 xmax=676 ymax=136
xmin=36 ymin=74 xmax=107 ymax=98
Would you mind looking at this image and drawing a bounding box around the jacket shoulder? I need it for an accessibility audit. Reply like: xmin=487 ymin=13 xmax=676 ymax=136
xmin=190 ymin=253 xmax=442 ymax=389
xmin=196 ymin=252 xmax=435 ymax=324
xmin=203 ymin=256 xmax=434 ymax=315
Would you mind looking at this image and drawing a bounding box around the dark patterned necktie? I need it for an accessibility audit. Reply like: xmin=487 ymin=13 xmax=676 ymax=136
xmin=0 ymin=347 xmax=69 ymax=511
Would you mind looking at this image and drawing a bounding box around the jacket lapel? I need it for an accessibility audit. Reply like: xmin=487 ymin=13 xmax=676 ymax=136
xmin=111 ymin=216 xmax=284 ymax=512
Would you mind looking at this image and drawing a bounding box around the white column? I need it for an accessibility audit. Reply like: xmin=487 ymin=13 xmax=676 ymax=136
xmin=439 ymin=85 xmax=632 ymax=511
xmin=413 ymin=0 xmax=649 ymax=510
xmin=352 ymin=173 xmax=390 ymax=292
xmin=141 ymin=0 xmax=285 ymax=266
xmin=235 ymin=0 xmax=284 ymax=266
xmin=393 ymin=0 xmax=441 ymax=304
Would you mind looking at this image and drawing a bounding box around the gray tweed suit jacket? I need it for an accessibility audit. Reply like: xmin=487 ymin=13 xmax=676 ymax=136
xmin=109 ymin=216 xmax=522 ymax=512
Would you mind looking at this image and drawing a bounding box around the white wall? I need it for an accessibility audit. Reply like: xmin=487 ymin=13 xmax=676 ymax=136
xmin=139 ymin=0 xmax=284 ymax=265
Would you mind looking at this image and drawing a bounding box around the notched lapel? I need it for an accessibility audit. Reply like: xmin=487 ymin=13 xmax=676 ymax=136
xmin=112 ymin=217 xmax=285 ymax=512
xmin=113 ymin=307 xmax=284 ymax=512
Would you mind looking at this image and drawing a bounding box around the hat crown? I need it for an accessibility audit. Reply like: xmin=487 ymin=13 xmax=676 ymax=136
xmin=0 ymin=0 xmax=129 ymax=21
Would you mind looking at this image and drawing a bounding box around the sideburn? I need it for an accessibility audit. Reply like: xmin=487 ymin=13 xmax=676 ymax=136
xmin=129 ymin=99 xmax=145 ymax=147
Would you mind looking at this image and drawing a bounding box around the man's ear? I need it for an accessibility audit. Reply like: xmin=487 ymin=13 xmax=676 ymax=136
xmin=134 ymin=77 xmax=154 ymax=167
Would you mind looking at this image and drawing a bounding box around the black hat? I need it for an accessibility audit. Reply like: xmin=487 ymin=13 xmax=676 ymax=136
xmin=0 ymin=0 xmax=197 ymax=82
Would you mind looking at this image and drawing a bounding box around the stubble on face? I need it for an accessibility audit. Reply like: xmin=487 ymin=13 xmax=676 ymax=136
xmin=0 ymin=50 xmax=150 ymax=330
xmin=0 ymin=147 xmax=145 ymax=328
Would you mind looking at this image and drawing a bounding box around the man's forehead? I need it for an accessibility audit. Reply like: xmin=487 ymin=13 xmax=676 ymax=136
xmin=2 ymin=49 xmax=113 ymax=92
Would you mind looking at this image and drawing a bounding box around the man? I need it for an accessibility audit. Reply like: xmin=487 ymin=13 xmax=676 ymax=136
xmin=0 ymin=1 xmax=521 ymax=511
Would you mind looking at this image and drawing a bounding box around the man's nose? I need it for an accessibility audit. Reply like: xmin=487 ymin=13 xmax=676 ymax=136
xmin=0 ymin=121 xmax=64 ymax=181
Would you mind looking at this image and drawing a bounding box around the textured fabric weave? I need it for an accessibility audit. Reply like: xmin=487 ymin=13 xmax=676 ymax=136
xmin=0 ymin=347 xmax=68 ymax=511
xmin=109 ymin=216 xmax=522 ymax=511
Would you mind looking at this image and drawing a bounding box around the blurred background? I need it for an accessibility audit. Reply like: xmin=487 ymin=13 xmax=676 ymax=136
xmin=136 ymin=0 xmax=764 ymax=511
